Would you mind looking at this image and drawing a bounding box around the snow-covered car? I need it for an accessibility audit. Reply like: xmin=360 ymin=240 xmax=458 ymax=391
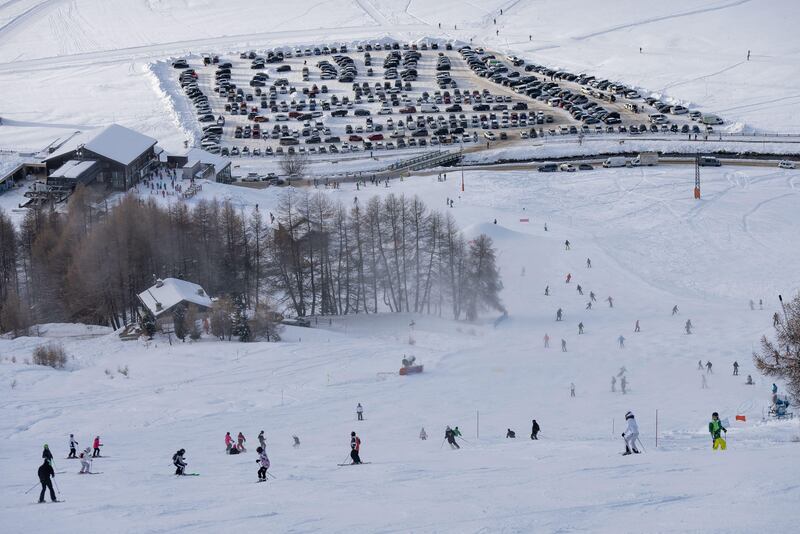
xmin=778 ymin=160 xmax=796 ymax=169
xmin=484 ymin=131 xmax=496 ymax=141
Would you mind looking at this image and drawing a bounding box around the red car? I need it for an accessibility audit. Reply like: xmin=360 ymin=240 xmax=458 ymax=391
xmin=368 ymin=133 xmax=384 ymax=141
xmin=349 ymin=135 xmax=363 ymax=142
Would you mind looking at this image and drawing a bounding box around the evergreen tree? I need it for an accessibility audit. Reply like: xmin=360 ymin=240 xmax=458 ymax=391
xmin=173 ymin=304 xmax=188 ymax=341
xmin=754 ymin=294 xmax=800 ymax=401
xmin=232 ymin=295 xmax=251 ymax=342
xmin=140 ymin=311 xmax=156 ymax=339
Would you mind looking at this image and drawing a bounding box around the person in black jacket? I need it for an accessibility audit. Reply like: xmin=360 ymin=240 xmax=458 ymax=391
xmin=42 ymin=444 xmax=53 ymax=465
xmin=173 ymin=449 xmax=187 ymax=475
xmin=38 ymin=459 xmax=57 ymax=502
xmin=531 ymin=419 xmax=540 ymax=440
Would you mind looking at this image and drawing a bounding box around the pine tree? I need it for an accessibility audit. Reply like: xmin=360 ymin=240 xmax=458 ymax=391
xmin=173 ymin=304 xmax=188 ymax=341
xmin=140 ymin=311 xmax=156 ymax=339
xmin=232 ymin=296 xmax=251 ymax=342
xmin=754 ymin=294 xmax=800 ymax=401
xmin=464 ymin=234 xmax=505 ymax=321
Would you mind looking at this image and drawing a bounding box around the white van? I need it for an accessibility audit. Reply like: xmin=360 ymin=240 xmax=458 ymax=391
xmin=701 ymin=114 xmax=723 ymax=125
xmin=420 ymin=103 xmax=439 ymax=113
xmin=631 ymin=152 xmax=659 ymax=166
xmin=603 ymin=156 xmax=629 ymax=168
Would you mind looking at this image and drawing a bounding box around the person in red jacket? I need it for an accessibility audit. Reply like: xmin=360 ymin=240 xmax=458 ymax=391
xmin=350 ymin=432 xmax=362 ymax=464
xmin=92 ymin=436 xmax=102 ymax=458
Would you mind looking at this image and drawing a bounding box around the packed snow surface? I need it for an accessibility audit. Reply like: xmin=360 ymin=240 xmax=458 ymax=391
xmin=2 ymin=165 xmax=800 ymax=532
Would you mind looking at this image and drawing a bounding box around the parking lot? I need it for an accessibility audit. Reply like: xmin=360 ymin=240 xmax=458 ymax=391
xmin=173 ymin=40 xmax=718 ymax=160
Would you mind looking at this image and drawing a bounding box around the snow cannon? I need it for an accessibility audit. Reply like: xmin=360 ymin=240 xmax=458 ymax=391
xmin=400 ymin=355 xmax=423 ymax=375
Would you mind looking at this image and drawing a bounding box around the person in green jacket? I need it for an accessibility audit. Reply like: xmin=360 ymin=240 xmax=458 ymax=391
xmin=709 ymin=412 xmax=727 ymax=450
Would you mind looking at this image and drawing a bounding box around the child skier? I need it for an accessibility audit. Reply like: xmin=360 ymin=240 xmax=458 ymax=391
xmin=237 ymin=432 xmax=247 ymax=452
xmin=356 ymin=403 xmax=364 ymax=421
xmin=256 ymin=447 xmax=270 ymax=481
xmin=92 ymin=436 xmax=102 ymax=457
xmin=622 ymin=411 xmax=640 ymax=455
xmin=709 ymin=412 xmax=727 ymax=450
xmin=173 ymin=449 xmax=187 ymax=475
xmin=225 ymin=432 xmax=233 ymax=453
xmin=292 ymin=435 xmax=301 ymax=447
xmin=506 ymin=429 xmax=516 ymax=438
xmin=42 ymin=444 xmax=53 ymax=465
xmin=68 ymin=435 xmax=78 ymax=459
xmin=79 ymin=447 xmax=92 ymax=474
xmin=350 ymin=432 xmax=362 ymax=463
xmin=419 ymin=427 xmax=427 ymax=440
xmin=258 ymin=431 xmax=266 ymax=449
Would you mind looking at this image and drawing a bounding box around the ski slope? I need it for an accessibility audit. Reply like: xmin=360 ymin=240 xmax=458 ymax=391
xmin=0 ymin=0 xmax=799 ymax=153
xmin=2 ymin=165 xmax=799 ymax=532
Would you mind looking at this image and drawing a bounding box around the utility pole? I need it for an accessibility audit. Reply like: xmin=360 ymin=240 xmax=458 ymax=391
xmin=694 ymin=154 xmax=701 ymax=199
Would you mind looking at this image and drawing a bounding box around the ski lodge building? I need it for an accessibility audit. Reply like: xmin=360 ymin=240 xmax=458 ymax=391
xmin=138 ymin=278 xmax=213 ymax=325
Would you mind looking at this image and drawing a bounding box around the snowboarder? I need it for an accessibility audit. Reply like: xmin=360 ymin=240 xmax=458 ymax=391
xmin=293 ymin=435 xmax=301 ymax=447
xmin=620 ymin=376 xmax=627 ymax=394
xmin=561 ymin=339 xmax=567 ymax=352
xmin=357 ymin=403 xmax=364 ymax=421
xmin=565 ymin=273 xmax=572 ymax=284
xmin=92 ymin=436 xmax=102 ymax=458
xmin=611 ymin=376 xmax=616 ymax=392
xmin=256 ymin=447 xmax=270 ymax=481
xmin=685 ymin=319 xmax=692 ymax=334
xmin=419 ymin=427 xmax=427 ymax=440
xmin=733 ymin=361 xmax=739 ymax=376
xmin=586 ymin=258 xmax=592 ymax=268
xmin=42 ymin=444 xmax=53 ymax=465
xmin=445 ymin=426 xmax=459 ymax=449
xmin=578 ymin=322 xmax=584 ymax=334
xmin=577 ymin=284 xmax=583 ymax=295
xmin=258 ymin=431 xmax=266 ymax=449
xmin=37 ymin=459 xmax=57 ymax=503
xmin=618 ymin=335 xmax=625 ymax=348
xmin=570 ymin=382 xmax=576 ymax=397
xmin=706 ymin=361 xmax=713 ymax=373
xmin=544 ymin=285 xmax=550 ymax=296
xmin=506 ymin=429 xmax=516 ymax=438
xmin=634 ymin=320 xmax=640 ymax=333
xmin=225 ymin=432 xmax=233 ymax=453
xmin=173 ymin=449 xmax=186 ymax=475
xmin=622 ymin=412 xmax=640 ymax=455
xmin=544 ymin=333 xmax=550 ymax=348
xmin=556 ymin=308 xmax=563 ymax=321
xmin=709 ymin=412 xmax=727 ymax=450
xmin=530 ymin=419 xmax=540 ymax=439
xmin=565 ymin=240 xmax=570 ymax=250
xmin=68 ymin=435 xmax=78 ymax=459
xmin=237 ymin=432 xmax=247 ymax=452
xmin=79 ymin=447 xmax=91 ymax=474
xmin=350 ymin=432 xmax=362 ymax=463
xmin=590 ymin=291 xmax=596 ymax=302
xmin=606 ymin=296 xmax=614 ymax=308
xmin=746 ymin=375 xmax=754 ymax=385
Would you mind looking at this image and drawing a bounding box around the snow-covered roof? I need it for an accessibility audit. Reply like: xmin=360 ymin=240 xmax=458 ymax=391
xmin=49 ymin=159 xmax=97 ymax=179
xmin=183 ymin=148 xmax=230 ymax=176
xmin=138 ymin=278 xmax=212 ymax=317
xmin=46 ymin=124 xmax=157 ymax=166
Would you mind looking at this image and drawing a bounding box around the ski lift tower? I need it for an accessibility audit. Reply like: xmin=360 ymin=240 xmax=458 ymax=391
xmin=694 ymin=154 xmax=701 ymax=199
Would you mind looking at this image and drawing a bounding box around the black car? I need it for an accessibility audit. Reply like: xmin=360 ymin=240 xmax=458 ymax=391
xmin=538 ymin=163 xmax=558 ymax=172
xmin=276 ymin=65 xmax=291 ymax=72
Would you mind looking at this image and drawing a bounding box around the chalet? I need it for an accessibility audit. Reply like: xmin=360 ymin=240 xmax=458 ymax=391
xmin=167 ymin=148 xmax=232 ymax=184
xmin=44 ymin=124 xmax=160 ymax=190
xmin=138 ymin=278 xmax=212 ymax=330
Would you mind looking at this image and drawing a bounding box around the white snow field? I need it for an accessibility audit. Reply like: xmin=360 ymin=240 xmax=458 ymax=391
xmin=1 ymin=0 xmax=799 ymax=153
xmin=2 ymin=165 xmax=800 ymax=532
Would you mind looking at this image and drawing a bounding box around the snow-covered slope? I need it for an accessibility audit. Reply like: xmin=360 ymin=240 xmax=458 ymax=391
xmin=2 ymin=165 xmax=799 ymax=532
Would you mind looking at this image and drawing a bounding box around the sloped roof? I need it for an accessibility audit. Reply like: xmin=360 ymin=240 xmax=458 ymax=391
xmin=49 ymin=160 xmax=98 ymax=179
xmin=46 ymin=124 xmax=157 ymax=166
xmin=138 ymin=278 xmax=212 ymax=317
xmin=184 ymin=147 xmax=230 ymax=176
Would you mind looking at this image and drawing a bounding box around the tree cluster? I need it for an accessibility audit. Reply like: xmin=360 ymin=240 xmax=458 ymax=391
xmin=754 ymin=294 xmax=800 ymax=401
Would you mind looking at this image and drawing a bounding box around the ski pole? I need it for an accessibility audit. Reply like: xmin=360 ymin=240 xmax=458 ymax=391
xmin=636 ymin=436 xmax=646 ymax=453
xmin=440 ymin=438 xmax=446 ymax=448
xmin=24 ymin=481 xmax=40 ymax=494
xmin=53 ymin=478 xmax=62 ymax=494
xmin=266 ymin=471 xmax=278 ymax=479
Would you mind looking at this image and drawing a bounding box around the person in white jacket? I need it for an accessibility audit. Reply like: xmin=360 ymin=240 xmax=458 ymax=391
xmin=79 ymin=447 xmax=92 ymax=473
xmin=622 ymin=411 xmax=640 ymax=455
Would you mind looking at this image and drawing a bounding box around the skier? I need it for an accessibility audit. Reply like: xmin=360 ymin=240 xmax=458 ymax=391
xmin=618 ymin=335 xmax=625 ymax=348
xmin=454 ymin=426 xmax=462 ymax=438
xmin=419 ymin=427 xmax=427 ymax=440
xmin=350 ymin=431 xmax=362 ymax=463
xmin=42 ymin=444 xmax=53 ymax=465
xmin=544 ymin=333 xmax=550 ymax=348
xmin=709 ymin=412 xmax=727 ymax=450
xmin=747 ymin=49 xmax=751 ymax=60
xmin=37 ymin=458 xmax=57 ymax=503
xmin=506 ymin=429 xmax=516 ymax=438
xmin=773 ymin=312 xmax=780 ymax=326
xmin=565 ymin=273 xmax=571 ymax=284
xmin=621 ymin=411 xmax=640 ymax=455
xmin=685 ymin=319 xmax=693 ymax=334
xmin=79 ymin=447 xmax=92 ymax=474
xmin=545 ymin=285 xmax=550 ymax=296
xmin=561 ymin=339 xmax=567 ymax=352
xmin=606 ymin=296 xmax=614 ymax=308
xmin=444 ymin=426 xmax=459 ymax=449
xmin=570 ymin=382 xmax=576 ymax=397
xmin=698 ymin=360 xmax=703 ymax=370
xmin=173 ymin=449 xmax=187 ymax=475
xmin=672 ymin=305 xmax=679 ymax=316
xmin=256 ymin=446 xmax=270 ymax=481
xmin=759 ymin=299 xmax=763 ymax=309
xmin=237 ymin=432 xmax=247 ymax=452
xmin=590 ymin=291 xmax=596 ymax=302
xmin=68 ymin=434 xmax=78 ymax=459
xmin=565 ymin=240 xmax=570 ymax=250
xmin=586 ymin=302 xmax=592 ymax=310
xmin=292 ymin=435 xmax=301 ymax=447
xmin=544 ymin=223 xmax=548 ymax=232
xmin=749 ymin=299 xmax=755 ymax=310
xmin=733 ymin=361 xmax=739 ymax=376
xmin=577 ymin=284 xmax=583 ymax=295
xmin=357 ymin=403 xmax=364 ymax=421
xmin=225 ymin=432 xmax=233 ymax=453
xmin=586 ymin=258 xmax=592 ymax=268
xmin=578 ymin=322 xmax=584 ymax=334
xmin=701 ymin=374 xmax=708 ymax=389
xmin=611 ymin=376 xmax=616 ymax=392
xmin=92 ymin=436 xmax=102 ymax=458
xmin=556 ymin=308 xmax=563 ymax=321
xmin=620 ymin=376 xmax=627 ymax=394
xmin=258 ymin=431 xmax=266 ymax=449
xmin=530 ymin=419 xmax=540 ymax=439
xmin=634 ymin=320 xmax=640 ymax=333
xmin=706 ymin=361 xmax=713 ymax=374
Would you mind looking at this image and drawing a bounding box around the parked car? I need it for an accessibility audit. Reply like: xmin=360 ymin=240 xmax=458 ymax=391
xmin=778 ymin=160 xmax=796 ymax=169
xmin=537 ymin=163 xmax=558 ymax=172
xmin=559 ymin=163 xmax=576 ymax=172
